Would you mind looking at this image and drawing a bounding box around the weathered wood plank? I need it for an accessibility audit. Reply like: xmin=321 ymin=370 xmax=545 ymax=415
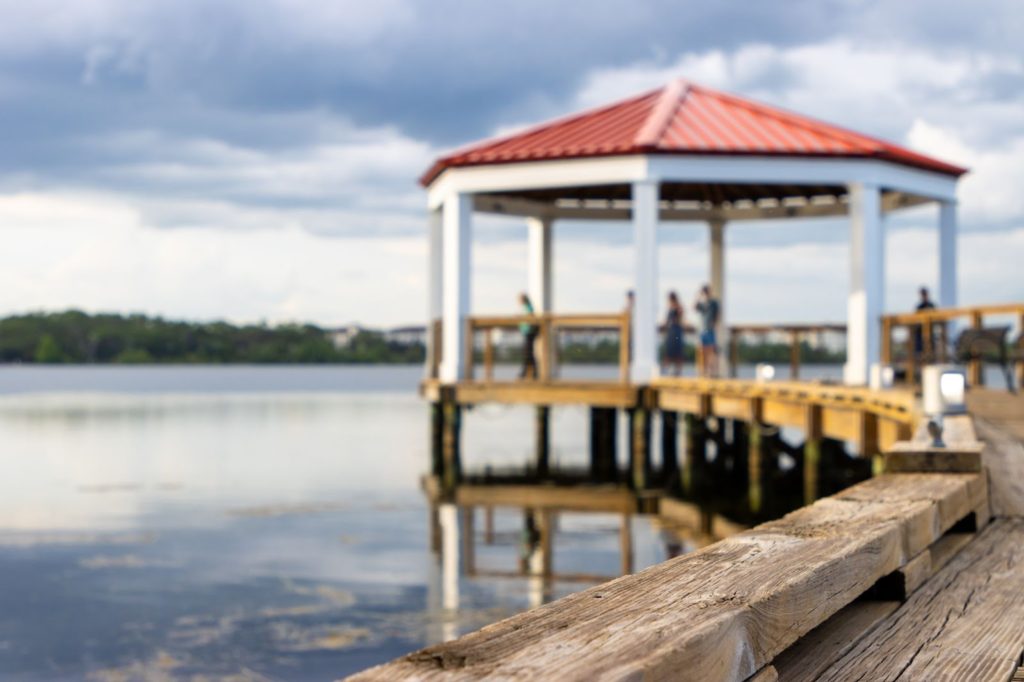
xmin=773 ymin=600 xmax=900 ymax=682
xmin=350 ymin=475 xmax=976 ymax=682
xmin=884 ymin=443 xmax=983 ymax=473
xmin=455 ymin=381 xmax=639 ymax=408
xmin=817 ymin=519 xmax=1024 ymax=682
xmin=973 ymin=417 xmax=1024 ymax=518
xmin=455 ymin=485 xmax=636 ymax=514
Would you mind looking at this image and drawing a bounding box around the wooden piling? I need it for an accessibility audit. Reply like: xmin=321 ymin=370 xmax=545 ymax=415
xmin=661 ymin=410 xmax=679 ymax=488
xmin=484 ymin=506 xmax=494 ymax=545
xmin=804 ymin=404 xmax=823 ymax=506
xmin=748 ymin=421 xmax=765 ymax=515
xmin=440 ymin=389 xmax=462 ymax=498
xmin=535 ymin=406 xmax=550 ymax=477
xmin=589 ymin=407 xmax=617 ymax=482
xmin=430 ymin=401 xmax=444 ymax=478
xmin=628 ymin=407 xmax=651 ymax=491
xmin=682 ymin=413 xmax=707 ymax=498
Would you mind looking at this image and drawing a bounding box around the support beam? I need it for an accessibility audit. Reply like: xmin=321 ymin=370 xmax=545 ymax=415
xmin=844 ymin=182 xmax=884 ymax=386
xmin=427 ymin=208 xmax=443 ymax=378
xmin=589 ymin=407 xmax=618 ymax=483
xmin=631 ymin=180 xmax=659 ymax=383
xmin=438 ymin=503 xmax=460 ymax=611
xmin=620 ymin=513 xmax=634 ymax=575
xmin=629 ymin=407 xmax=652 ymax=491
xmin=527 ymin=216 xmax=553 ymax=313
xmin=938 ymin=200 xmax=958 ymax=309
xmin=534 ymin=406 xmax=550 ymax=478
xmin=440 ymin=192 xmax=472 ymax=383
xmin=661 ymin=410 xmax=679 ymax=489
xmin=709 ymin=219 xmax=727 ymax=376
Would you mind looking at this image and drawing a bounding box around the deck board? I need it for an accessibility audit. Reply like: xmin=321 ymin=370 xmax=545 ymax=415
xmin=817 ymin=518 xmax=1024 ymax=682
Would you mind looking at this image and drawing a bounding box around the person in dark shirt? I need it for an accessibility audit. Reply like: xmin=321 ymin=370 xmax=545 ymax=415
xmin=695 ymin=285 xmax=720 ymax=377
xmin=662 ymin=291 xmax=685 ymax=376
xmin=914 ymin=286 xmax=935 ymax=359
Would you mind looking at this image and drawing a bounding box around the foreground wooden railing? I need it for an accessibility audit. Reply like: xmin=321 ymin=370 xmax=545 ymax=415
xmin=352 ymin=414 xmax=994 ymax=681
xmin=464 ymin=312 xmax=631 ymax=383
xmin=882 ymin=302 xmax=1024 ymax=387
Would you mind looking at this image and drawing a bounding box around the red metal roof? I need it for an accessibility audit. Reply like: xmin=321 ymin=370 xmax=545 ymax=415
xmin=420 ymin=79 xmax=967 ymax=186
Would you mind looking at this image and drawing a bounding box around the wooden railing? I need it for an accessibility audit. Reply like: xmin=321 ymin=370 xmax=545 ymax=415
xmin=728 ymin=323 xmax=847 ymax=379
xmin=464 ymin=312 xmax=631 ymax=383
xmin=882 ymin=303 xmax=1024 ymax=386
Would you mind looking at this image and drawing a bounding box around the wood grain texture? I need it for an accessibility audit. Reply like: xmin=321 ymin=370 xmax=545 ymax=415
xmin=817 ymin=519 xmax=1024 ymax=682
xmin=349 ymin=474 xmax=978 ymax=682
xmin=773 ymin=600 xmax=900 ymax=682
xmin=973 ymin=417 xmax=1024 ymax=518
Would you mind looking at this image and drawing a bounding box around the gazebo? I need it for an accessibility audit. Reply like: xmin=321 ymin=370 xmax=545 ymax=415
xmin=420 ymin=79 xmax=967 ymax=386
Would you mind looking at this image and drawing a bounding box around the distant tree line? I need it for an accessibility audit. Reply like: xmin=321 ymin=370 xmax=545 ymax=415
xmin=0 ymin=311 xmax=424 ymax=364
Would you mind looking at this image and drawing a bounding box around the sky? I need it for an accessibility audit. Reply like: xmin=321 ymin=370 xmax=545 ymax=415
xmin=0 ymin=0 xmax=1021 ymax=327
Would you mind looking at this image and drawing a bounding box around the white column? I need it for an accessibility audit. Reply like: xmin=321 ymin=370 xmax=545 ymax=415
xmin=709 ymin=219 xmax=727 ymax=376
xmin=938 ymin=200 xmax=958 ymax=309
xmin=844 ymin=182 xmax=884 ymax=385
xmin=440 ymin=193 xmax=472 ymax=383
xmin=631 ymin=180 xmax=659 ymax=383
xmin=426 ymin=207 xmax=443 ymax=378
xmin=527 ymin=216 xmax=553 ymax=313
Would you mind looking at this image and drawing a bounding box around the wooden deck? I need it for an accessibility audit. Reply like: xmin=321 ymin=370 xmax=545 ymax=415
xmin=352 ymin=389 xmax=1024 ymax=681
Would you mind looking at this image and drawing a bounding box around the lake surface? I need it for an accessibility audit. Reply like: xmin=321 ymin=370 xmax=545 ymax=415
xmin=0 ymin=363 xmax=1008 ymax=680
xmin=0 ymin=365 xmax=677 ymax=681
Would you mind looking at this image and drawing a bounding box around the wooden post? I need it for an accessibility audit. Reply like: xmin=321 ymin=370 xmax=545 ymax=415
xmin=441 ymin=393 xmax=462 ymax=498
xmin=969 ymin=311 xmax=984 ymax=386
xmin=538 ymin=317 xmax=552 ymax=381
xmin=803 ymin=405 xmax=823 ymax=506
xmin=747 ymin=398 xmax=765 ymax=516
xmin=430 ymin=402 xmax=444 ymax=478
xmin=922 ymin=313 xmax=933 ymax=362
xmin=619 ymin=312 xmax=631 ymax=383
xmin=905 ymin=331 xmax=917 ymax=387
xmin=629 ymin=407 xmax=651 ymax=491
xmin=535 ymin=406 xmax=550 ymax=478
xmin=748 ymin=420 xmax=764 ymax=516
xmin=463 ymin=319 xmax=475 ymax=380
xmin=484 ymin=506 xmax=494 ymax=545
xmin=790 ymin=330 xmax=801 ymax=380
xmin=682 ymin=413 xmax=707 ymax=498
xmin=590 ymin=407 xmax=618 ymax=483
xmin=729 ymin=333 xmax=740 ymax=379
xmin=859 ymin=412 xmax=881 ymax=475
xmin=619 ymin=513 xmax=633 ymax=575
xmin=460 ymin=506 xmax=475 ymax=576
xmin=661 ymin=410 xmax=679 ymax=489
xmin=483 ymin=328 xmax=494 ymax=381
xmin=880 ymin=316 xmax=892 ymax=367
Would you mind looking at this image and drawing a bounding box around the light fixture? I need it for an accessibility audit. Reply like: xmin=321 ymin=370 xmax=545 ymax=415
xmin=922 ymin=365 xmax=967 ymax=416
xmin=870 ymin=363 xmax=895 ymax=390
xmin=755 ymin=363 xmax=775 ymax=382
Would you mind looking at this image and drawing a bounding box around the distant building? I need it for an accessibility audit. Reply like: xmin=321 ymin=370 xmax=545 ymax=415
xmin=326 ymin=324 xmax=363 ymax=349
xmin=384 ymin=326 xmax=426 ymax=346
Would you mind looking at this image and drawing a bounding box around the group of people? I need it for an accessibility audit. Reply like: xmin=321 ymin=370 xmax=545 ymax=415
xmin=515 ymin=285 xmax=721 ymax=380
xmin=660 ymin=285 xmax=720 ymax=377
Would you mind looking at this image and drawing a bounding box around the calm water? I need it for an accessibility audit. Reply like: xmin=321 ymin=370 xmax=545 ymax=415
xmin=2 ymin=363 xmax=1007 ymax=680
xmin=0 ymin=365 xmax=676 ymax=681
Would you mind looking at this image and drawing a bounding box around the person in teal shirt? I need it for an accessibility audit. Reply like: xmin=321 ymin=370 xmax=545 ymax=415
xmin=519 ymin=293 xmax=538 ymax=379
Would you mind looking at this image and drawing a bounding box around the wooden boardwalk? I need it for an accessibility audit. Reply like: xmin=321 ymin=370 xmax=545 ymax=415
xmin=352 ymin=388 xmax=1024 ymax=681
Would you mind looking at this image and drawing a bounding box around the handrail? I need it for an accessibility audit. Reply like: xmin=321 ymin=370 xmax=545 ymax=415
xmin=881 ymin=302 xmax=1024 ymax=387
xmin=466 ymin=312 xmax=632 ymax=383
xmin=728 ymin=323 xmax=847 ymax=380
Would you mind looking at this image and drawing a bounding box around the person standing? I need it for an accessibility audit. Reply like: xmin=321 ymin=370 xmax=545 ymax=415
xmin=519 ymin=293 xmax=539 ymax=379
xmin=695 ymin=285 xmax=720 ymax=377
xmin=914 ymin=286 xmax=936 ymax=361
xmin=662 ymin=292 xmax=685 ymax=376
